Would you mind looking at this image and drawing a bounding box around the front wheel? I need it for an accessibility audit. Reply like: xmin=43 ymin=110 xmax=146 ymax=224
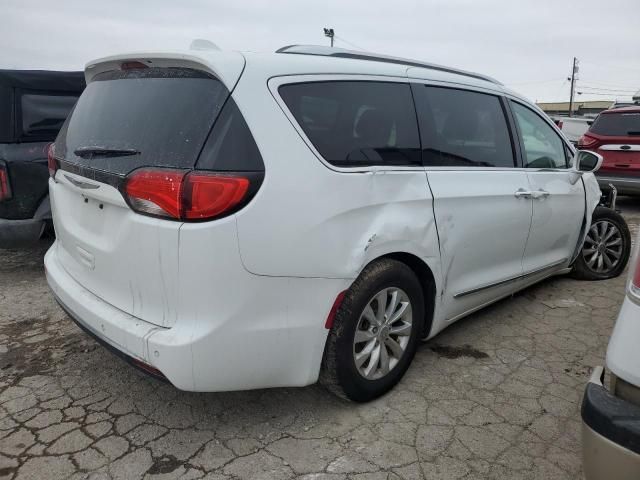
xmin=571 ymin=206 xmax=631 ymax=280
xmin=320 ymin=259 xmax=425 ymax=402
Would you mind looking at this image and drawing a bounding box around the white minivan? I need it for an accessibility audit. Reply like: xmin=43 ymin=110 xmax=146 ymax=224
xmin=45 ymin=45 xmax=630 ymax=401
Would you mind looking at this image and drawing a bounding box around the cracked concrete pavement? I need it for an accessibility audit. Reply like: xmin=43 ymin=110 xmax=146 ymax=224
xmin=1 ymin=200 xmax=639 ymax=480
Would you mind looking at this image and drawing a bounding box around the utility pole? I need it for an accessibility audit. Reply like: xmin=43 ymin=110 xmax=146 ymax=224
xmin=568 ymin=57 xmax=579 ymax=117
xmin=323 ymin=28 xmax=335 ymax=47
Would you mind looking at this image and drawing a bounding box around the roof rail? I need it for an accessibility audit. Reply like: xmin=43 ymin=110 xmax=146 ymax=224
xmin=276 ymin=45 xmax=501 ymax=85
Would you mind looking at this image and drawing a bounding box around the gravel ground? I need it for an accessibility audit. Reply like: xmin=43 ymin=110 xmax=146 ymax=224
xmin=1 ymin=199 xmax=639 ymax=480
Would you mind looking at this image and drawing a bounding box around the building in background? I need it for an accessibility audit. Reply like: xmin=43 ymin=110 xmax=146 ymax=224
xmin=537 ymin=100 xmax=614 ymax=117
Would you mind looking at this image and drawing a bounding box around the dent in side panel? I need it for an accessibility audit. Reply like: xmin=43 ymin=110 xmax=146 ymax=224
xmin=237 ymin=169 xmax=438 ymax=279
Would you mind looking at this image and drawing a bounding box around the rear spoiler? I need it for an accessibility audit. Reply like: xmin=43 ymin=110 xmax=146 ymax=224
xmin=84 ymin=51 xmax=245 ymax=90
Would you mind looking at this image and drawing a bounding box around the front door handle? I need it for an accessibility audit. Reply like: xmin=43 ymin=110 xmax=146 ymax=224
xmin=531 ymin=189 xmax=550 ymax=199
xmin=515 ymin=188 xmax=532 ymax=198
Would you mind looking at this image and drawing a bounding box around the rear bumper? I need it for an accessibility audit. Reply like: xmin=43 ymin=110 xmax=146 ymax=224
xmin=0 ymin=217 xmax=45 ymax=248
xmin=45 ymin=240 xmax=346 ymax=392
xmin=581 ymin=367 xmax=640 ymax=480
xmin=596 ymin=175 xmax=640 ymax=196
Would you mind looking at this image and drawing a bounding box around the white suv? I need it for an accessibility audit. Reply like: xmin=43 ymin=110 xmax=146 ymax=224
xmin=45 ymin=45 xmax=630 ymax=401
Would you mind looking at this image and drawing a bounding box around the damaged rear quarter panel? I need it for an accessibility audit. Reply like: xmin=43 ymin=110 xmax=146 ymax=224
xmin=236 ymin=166 xmax=441 ymax=280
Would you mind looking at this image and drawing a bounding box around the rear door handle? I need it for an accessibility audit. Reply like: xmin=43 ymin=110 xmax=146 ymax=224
xmin=531 ymin=189 xmax=550 ymax=199
xmin=514 ymin=188 xmax=532 ymax=198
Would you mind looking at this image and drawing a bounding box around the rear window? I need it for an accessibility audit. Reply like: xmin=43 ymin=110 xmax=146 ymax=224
xmin=56 ymin=67 xmax=229 ymax=175
xmin=279 ymin=81 xmax=421 ymax=167
xmin=590 ymin=112 xmax=640 ymax=136
xmin=19 ymin=92 xmax=78 ymax=141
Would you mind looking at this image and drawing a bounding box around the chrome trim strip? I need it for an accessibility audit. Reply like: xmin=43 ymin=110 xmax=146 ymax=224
xmin=600 ymin=144 xmax=640 ymax=152
xmin=596 ymin=177 xmax=640 ymax=184
xmin=453 ymin=259 xmax=567 ymax=298
xmin=64 ymin=174 xmax=100 ymax=190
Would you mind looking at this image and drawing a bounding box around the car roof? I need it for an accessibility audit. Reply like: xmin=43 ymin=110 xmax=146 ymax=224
xmin=274 ymin=45 xmax=502 ymax=85
xmin=87 ymin=45 xmax=505 ymax=91
xmin=0 ymin=70 xmax=85 ymax=92
xmin=602 ymin=106 xmax=640 ymax=114
xmin=86 ymin=45 xmax=537 ymax=109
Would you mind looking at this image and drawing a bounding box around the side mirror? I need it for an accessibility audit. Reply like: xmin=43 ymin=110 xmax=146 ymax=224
xmin=575 ymin=150 xmax=603 ymax=173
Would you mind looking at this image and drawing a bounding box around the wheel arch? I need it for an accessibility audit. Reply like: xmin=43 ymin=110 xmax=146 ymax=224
xmin=365 ymin=252 xmax=437 ymax=339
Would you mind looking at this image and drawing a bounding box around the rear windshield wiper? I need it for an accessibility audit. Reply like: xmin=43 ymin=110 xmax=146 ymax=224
xmin=73 ymin=146 xmax=140 ymax=158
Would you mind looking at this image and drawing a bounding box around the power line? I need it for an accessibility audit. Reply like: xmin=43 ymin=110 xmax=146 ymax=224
xmin=576 ymin=91 xmax=632 ymax=97
xmin=578 ymin=85 xmax=637 ymax=93
xmin=554 ymin=78 xmax=569 ymax=99
xmin=580 ymin=60 xmax=640 ymax=74
xmin=579 ymin=79 xmax=639 ymax=90
xmin=506 ymin=78 xmax=565 ymax=87
xmin=333 ymin=35 xmax=367 ymax=52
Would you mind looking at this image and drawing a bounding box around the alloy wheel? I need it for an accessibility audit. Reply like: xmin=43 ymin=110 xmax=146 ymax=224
xmin=352 ymin=287 xmax=413 ymax=380
xmin=582 ymin=220 xmax=623 ymax=274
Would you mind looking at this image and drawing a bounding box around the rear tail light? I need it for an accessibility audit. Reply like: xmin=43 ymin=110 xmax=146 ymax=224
xmin=578 ymin=134 xmax=599 ymax=149
xmin=628 ymin=235 xmax=640 ymax=302
xmin=47 ymin=143 xmax=58 ymax=178
xmin=0 ymin=160 xmax=11 ymax=202
xmin=182 ymin=173 xmax=249 ymax=220
xmin=124 ymin=168 xmax=253 ymax=221
xmin=121 ymin=61 xmax=149 ymax=70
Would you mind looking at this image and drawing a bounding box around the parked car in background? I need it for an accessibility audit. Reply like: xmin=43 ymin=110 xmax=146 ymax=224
xmin=579 ymin=107 xmax=640 ymax=196
xmin=551 ymin=115 xmax=592 ymax=145
xmin=582 ymin=232 xmax=640 ymax=480
xmin=609 ymin=102 xmax=638 ymax=110
xmin=0 ymin=70 xmax=84 ymax=248
xmin=45 ymin=46 xmax=630 ymax=401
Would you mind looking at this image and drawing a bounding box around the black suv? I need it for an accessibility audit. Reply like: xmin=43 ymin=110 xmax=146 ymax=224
xmin=0 ymin=70 xmax=84 ymax=248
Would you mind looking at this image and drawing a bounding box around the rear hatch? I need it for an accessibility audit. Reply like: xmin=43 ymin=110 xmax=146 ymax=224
xmin=51 ymin=61 xmax=242 ymax=328
xmin=582 ymin=110 xmax=640 ymax=175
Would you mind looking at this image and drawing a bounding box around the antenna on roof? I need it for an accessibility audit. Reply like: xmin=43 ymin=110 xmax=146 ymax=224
xmin=190 ymin=39 xmax=220 ymax=51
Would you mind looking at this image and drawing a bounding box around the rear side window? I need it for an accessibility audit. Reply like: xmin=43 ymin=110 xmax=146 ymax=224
xmin=279 ymin=81 xmax=421 ymax=167
xmin=197 ymin=98 xmax=264 ymax=171
xmin=414 ymin=86 xmax=515 ymax=168
xmin=19 ymin=92 xmax=78 ymax=141
xmin=510 ymin=101 xmax=568 ymax=169
xmin=590 ymin=112 xmax=640 ymax=136
xmin=56 ymin=68 xmax=228 ymax=175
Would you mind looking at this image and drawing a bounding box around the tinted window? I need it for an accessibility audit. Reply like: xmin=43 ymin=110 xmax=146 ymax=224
xmin=19 ymin=93 xmax=78 ymax=141
xmin=197 ymin=98 xmax=264 ymax=171
xmin=0 ymin=86 xmax=11 ymax=143
xmin=279 ymin=81 xmax=421 ymax=167
xmin=56 ymin=68 xmax=228 ymax=175
xmin=414 ymin=86 xmax=514 ymax=168
xmin=511 ymin=101 xmax=567 ymax=168
xmin=590 ymin=112 xmax=640 ymax=136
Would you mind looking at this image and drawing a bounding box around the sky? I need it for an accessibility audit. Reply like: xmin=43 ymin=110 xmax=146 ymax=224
xmin=2 ymin=0 xmax=639 ymax=103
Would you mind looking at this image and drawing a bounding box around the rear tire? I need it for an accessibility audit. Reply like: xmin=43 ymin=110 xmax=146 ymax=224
xmin=570 ymin=206 xmax=631 ymax=280
xmin=320 ymin=259 xmax=424 ymax=402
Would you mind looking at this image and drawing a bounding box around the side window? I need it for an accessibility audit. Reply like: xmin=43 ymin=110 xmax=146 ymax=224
xmin=197 ymin=97 xmax=264 ymax=172
xmin=414 ymin=86 xmax=515 ymax=168
xmin=279 ymin=81 xmax=421 ymax=167
xmin=510 ymin=101 xmax=568 ymax=169
xmin=18 ymin=92 xmax=78 ymax=141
